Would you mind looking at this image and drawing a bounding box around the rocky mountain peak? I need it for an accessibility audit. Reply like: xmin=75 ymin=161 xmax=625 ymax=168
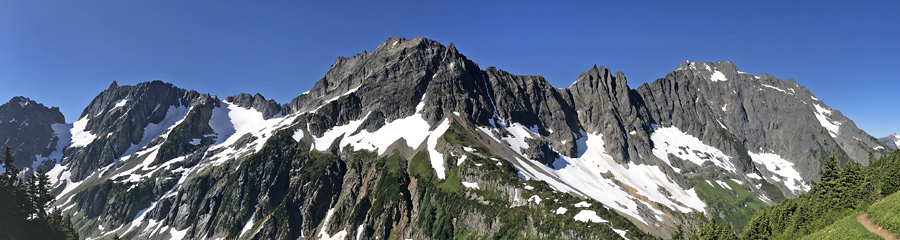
xmin=880 ymin=133 xmax=900 ymax=149
xmin=225 ymin=93 xmax=281 ymax=119
xmin=0 ymin=97 xmax=66 ymax=171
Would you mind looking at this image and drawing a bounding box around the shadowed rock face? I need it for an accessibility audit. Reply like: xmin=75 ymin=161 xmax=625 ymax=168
xmin=0 ymin=37 xmax=891 ymax=239
xmin=0 ymin=96 xmax=65 ymax=170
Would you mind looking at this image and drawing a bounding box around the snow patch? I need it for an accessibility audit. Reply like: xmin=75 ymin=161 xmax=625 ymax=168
xmin=748 ymin=152 xmax=808 ymax=193
xmin=527 ymin=195 xmax=542 ymax=204
xmin=456 ymin=155 xmax=468 ymax=166
xmin=555 ymin=207 xmax=568 ymax=214
xmin=573 ymin=210 xmax=608 ymax=223
xmin=318 ymin=208 xmax=348 ymax=240
xmin=710 ymin=71 xmax=728 ymax=82
xmin=69 ymin=117 xmax=97 ymax=148
xmin=715 ymin=180 xmax=732 ymax=190
xmin=461 ymin=181 xmax=480 ymax=189
xmin=574 ymin=201 xmax=591 ymax=208
xmin=651 ymin=127 xmax=735 ymax=172
xmin=169 ymin=227 xmax=188 ymax=240
xmin=292 ymin=129 xmax=304 ymax=142
xmin=240 ymin=206 xmax=258 ymax=238
xmin=813 ymin=104 xmax=841 ymax=138
xmin=512 ymin=131 xmax=705 ymax=224
xmin=761 ymin=84 xmax=791 ymax=94
xmin=189 ymin=138 xmax=201 ymax=146
xmin=356 ymin=224 xmax=365 ymax=240
xmin=113 ymin=98 xmax=129 ymax=108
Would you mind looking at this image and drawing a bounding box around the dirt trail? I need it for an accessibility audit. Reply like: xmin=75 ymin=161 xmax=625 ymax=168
xmin=858 ymin=213 xmax=899 ymax=240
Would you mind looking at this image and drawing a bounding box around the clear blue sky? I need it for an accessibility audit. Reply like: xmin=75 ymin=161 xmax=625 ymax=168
xmin=2 ymin=1 xmax=898 ymax=136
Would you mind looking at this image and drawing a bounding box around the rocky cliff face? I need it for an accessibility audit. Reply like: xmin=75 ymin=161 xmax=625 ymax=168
xmin=880 ymin=133 xmax=900 ymax=150
xmin=0 ymin=97 xmax=66 ymax=172
xmin=0 ymin=37 xmax=892 ymax=239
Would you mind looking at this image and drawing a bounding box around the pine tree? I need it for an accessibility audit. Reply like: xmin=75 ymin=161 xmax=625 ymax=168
xmin=0 ymin=145 xmax=79 ymax=240
xmin=29 ymin=167 xmax=54 ymax=218
xmin=670 ymin=224 xmax=684 ymax=240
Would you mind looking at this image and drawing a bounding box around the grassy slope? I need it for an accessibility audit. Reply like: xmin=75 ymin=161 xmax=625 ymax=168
xmin=694 ymin=179 xmax=768 ymax=233
xmin=801 ymin=212 xmax=883 ymax=240
xmin=868 ymin=192 xmax=900 ymax=238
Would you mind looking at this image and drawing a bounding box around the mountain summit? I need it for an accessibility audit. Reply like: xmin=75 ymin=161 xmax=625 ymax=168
xmin=0 ymin=37 xmax=891 ymax=239
xmin=880 ymin=133 xmax=900 ymax=149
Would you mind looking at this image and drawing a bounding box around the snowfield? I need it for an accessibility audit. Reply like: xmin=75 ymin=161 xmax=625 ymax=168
xmin=748 ymin=152 xmax=809 ymax=193
xmin=650 ymin=127 xmax=735 ymax=173
xmin=509 ymin=130 xmax=706 ymax=225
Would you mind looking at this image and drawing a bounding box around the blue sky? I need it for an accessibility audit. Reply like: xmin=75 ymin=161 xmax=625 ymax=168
xmin=1 ymin=1 xmax=898 ymax=136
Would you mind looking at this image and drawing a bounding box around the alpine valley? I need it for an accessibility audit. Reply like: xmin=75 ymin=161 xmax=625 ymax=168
xmin=1 ymin=37 xmax=895 ymax=240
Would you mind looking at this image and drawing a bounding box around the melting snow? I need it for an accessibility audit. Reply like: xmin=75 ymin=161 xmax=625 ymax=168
xmin=240 ymin=206 xmax=258 ymax=238
xmin=715 ymin=180 xmax=732 ymax=190
xmin=555 ymin=207 xmax=568 ymax=214
xmin=761 ymin=84 xmax=791 ymax=94
xmin=748 ymin=152 xmax=808 ymax=193
xmin=574 ymin=201 xmax=591 ymax=208
xmin=573 ymin=210 xmax=608 ymax=223
xmin=69 ymin=117 xmax=97 ymax=148
xmin=313 ymin=95 xmax=452 ymax=179
xmin=318 ymin=208 xmax=348 ymax=240
xmin=355 ymin=224 xmax=365 ymax=240
xmin=169 ymin=227 xmax=188 ymax=240
xmin=710 ymin=71 xmax=728 ymax=82
xmin=292 ymin=130 xmax=304 ymax=142
xmin=509 ymin=131 xmax=706 ymax=224
xmin=527 ymin=195 xmax=542 ymax=204
xmin=205 ymin=101 xmax=299 ymax=166
xmin=34 ymin=123 xmax=72 ymax=171
xmin=813 ymin=104 xmax=841 ymax=138
xmin=456 ymin=155 xmax=468 ymax=166
xmin=613 ymin=228 xmax=630 ymax=240
xmin=651 ymin=127 xmax=735 ymax=172
xmin=113 ymin=98 xmax=129 ymax=108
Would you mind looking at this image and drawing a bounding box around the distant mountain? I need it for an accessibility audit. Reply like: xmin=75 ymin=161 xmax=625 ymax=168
xmin=0 ymin=37 xmax=891 ymax=239
xmin=0 ymin=96 xmax=66 ymax=172
xmin=880 ymin=133 xmax=900 ymax=149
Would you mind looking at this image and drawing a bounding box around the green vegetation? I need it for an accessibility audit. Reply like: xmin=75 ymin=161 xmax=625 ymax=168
xmin=402 ymin=122 xmax=659 ymax=240
xmin=800 ymin=213 xmax=882 ymax=240
xmin=684 ymin=215 xmax=737 ymax=240
xmin=759 ymin=180 xmax=785 ymax=203
xmin=679 ymin=149 xmax=900 ymax=240
xmin=867 ymin=192 xmax=900 ymax=238
xmin=693 ymin=179 xmax=768 ymax=233
xmin=0 ymin=146 xmax=79 ymax=239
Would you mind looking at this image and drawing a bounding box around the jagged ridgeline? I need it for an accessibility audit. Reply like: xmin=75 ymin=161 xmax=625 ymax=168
xmin=0 ymin=37 xmax=892 ymax=239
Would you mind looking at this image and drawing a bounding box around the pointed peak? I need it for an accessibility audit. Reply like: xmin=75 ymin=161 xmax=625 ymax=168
xmin=109 ymin=80 xmax=119 ymax=89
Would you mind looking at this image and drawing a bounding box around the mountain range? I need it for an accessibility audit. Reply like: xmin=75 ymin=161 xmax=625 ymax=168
xmin=0 ymin=37 xmax=894 ymax=239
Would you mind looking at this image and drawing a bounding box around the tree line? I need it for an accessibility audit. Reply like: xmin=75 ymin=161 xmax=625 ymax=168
xmin=1 ymin=146 xmax=79 ymax=240
xmin=677 ymin=149 xmax=900 ymax=240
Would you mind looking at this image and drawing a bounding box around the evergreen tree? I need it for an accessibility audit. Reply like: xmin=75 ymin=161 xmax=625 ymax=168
xmin=0 ymin=145 xmax=79 ymax=240
xmin=3 ymin=146 xmax=18 ymax=177
xmin=30 ymin=167 xmax=55 ymax=218
xmin=670 ymin=224 xmax=684 ymax=240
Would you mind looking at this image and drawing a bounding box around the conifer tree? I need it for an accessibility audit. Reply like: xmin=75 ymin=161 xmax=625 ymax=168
xmin=30 ymin=167 xmax=54 ymax=218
